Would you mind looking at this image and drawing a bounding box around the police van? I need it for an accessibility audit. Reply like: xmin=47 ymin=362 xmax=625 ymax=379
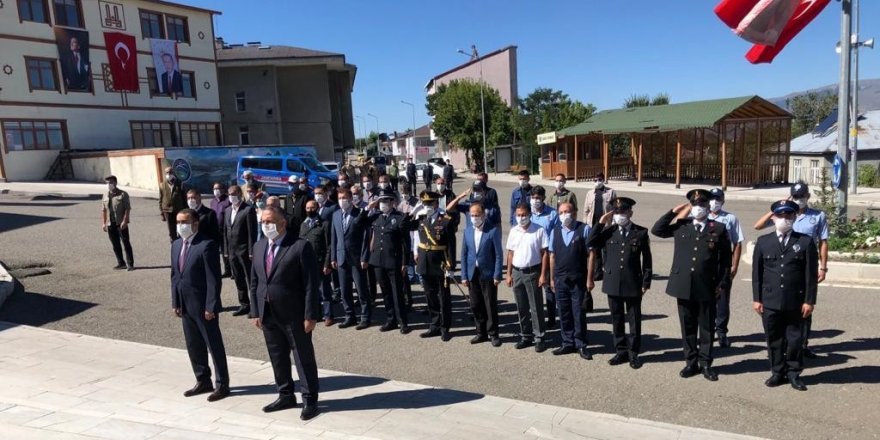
xmin=236 ymin=153 xmax=335 ymax=195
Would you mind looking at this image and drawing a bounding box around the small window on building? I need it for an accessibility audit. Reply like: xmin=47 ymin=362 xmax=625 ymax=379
xmin=809 ymin=159 xmax=821 ymax=184
xmin=25 ymin=57 xmax=59 ymax=91
xmin=792 ymin=158 xmax=802 ymax=182
xmin=18 ymin=0 xmax=50 ymax=23
xmin=180 ymin=71 xmax=196 ymax=98
xmin=235 ymin=92 xmax=247 ymax=112
xmin=165 ymin=15 xmax=189 ymax=43
xmin=131 ymin=121 xmax=175 ymax=148
xmin=180 ymin=123 xmax=219 ymax=147
xmin=2 ymin=120 xmax=67 ymax=151
xmin=139 ymin=10 xmax=164 ymax=39
xmin=53 ymin=0 xmax=83 ymax=28
xmin=239 ymin=126 xmax=250 ymax=145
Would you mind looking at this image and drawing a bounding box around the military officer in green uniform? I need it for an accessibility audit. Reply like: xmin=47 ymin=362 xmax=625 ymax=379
xmin=415 ymin=191 xmax=460 ymax=342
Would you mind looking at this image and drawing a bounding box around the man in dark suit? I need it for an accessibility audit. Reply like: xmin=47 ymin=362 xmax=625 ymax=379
xmin=651 ymin=189 xmax=731 ymax=382
xmin=249 ymin=206 xmax=321 ymax=420
xmin=223 ymin=185 xmax=257 ymax=317
xmin=442 ymin=159 xmax=455 ymax=190
xmin=458 ymin=200 xmax=504 ymax=347
xmin=752 ymin=200 xmax=817 ymax=391
xmin=548 ymin=202 xmax=593 ymax=360
xmin=187 ymin=190 xmax=220 ymax=244
xmin=62 ymin=36 xmax=90 ymax=91
xmin=171 ymin=209 xmax=229 ymax=402
xmin=422 ymin=162 xmax=433 ymax=190
xmin=588 ymin=197 xmax=652 ymax=369
xmin=405 ymin=158 xmax=417 ymax=197
xmin=314 ymin=185 xmax=338 ymax=222
xmin=159 ymin=53 xmax=183 ymax=96
xmin=330 ymin=188 xmax=372 ymax=329
xmin=299 ymin=200 xmax=334 ymax=327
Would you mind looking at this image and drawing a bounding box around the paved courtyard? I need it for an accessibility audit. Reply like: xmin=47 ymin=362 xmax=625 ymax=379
xmin=1 ymin=178 xmax=879 ymax=439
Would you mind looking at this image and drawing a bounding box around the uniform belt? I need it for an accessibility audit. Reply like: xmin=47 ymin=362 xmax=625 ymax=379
xmin=513 ymin=264 xmax=541 ymax=273
xmin=418 ymin=243 xmax=447 ymax=251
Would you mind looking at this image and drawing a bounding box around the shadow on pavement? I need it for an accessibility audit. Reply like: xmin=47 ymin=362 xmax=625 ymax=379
xmin=0 ymin=290 xmax=97 ymax=327
xmin=230 ymin=375 xmax=387 ymax=397
xmin=319 ymin=387 xmax=482 ymax=412
xmin=806 ymin=365 xmax=880 ymax=385
xmin=0 ymin=201 xmax=79 ymax=208
xmin=0 ymin=212 xmax=60 ymax=234
xmin=31 ymin=194 xmax=101 ymax=201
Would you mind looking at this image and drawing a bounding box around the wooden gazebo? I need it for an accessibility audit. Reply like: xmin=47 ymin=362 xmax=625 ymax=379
xmin=538 ymin=96 xmax=792 ymax=189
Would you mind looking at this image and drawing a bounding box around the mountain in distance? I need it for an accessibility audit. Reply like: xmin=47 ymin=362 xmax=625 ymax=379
xmin=769 ymin=78 xmax=880 ymax=112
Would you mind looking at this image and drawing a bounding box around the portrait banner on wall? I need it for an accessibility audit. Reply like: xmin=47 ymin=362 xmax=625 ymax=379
xmin=149 ymin=38 xmax=182 ymax=97
xmin=103 ymin=32 xmax=138 ymax=91
xmin=54 ymin=27 xmax=92 ymax=92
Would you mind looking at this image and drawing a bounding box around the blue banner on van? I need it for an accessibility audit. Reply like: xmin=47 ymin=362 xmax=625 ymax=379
xmin=164 ymin=145 xmax=317 ymax=193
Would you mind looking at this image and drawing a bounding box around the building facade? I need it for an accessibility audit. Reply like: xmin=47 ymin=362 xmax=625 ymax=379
xmin=215 ymin=42 xmax=357 ymax=162
xmin=789 ymin=111 xmax=880 ymax=186
xmin=0 ymin=0 xmax=221 ymax=181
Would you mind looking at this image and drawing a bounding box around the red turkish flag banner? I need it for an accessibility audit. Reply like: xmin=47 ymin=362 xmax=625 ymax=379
xmin=103 ymin=32 xmax=138 ymax=92
xmin=715 ymin=0 xmax=800 ymax=46
xmin=744 ymin=0 xmax=831 ymax=64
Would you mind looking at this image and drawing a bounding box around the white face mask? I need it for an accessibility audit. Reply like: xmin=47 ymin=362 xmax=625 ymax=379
xmin=187 ymin=199 xmax=199 ymax=210
xmin=471 ymin=215 xmax=485 ymax=228
xmin=559 ymin=213 xmax=573 ymax=227
xmin=166 ymin=174 xmax=174 ymax=181
xmin=793 ymin=198 xmax=808 ymax=209
xmin=262 ymin=222 xmax=280 ymax=240
xmin=435 ymin=184 xmax=444 ymax=192
xmin=352 ymin=195 xmax=362 ymax=204
xmin=299 ymin=184 xmax=307 ymax=191
xmin=709 ymin=200 xmax=723 ymax=213
xmin=472 ymin=192 xmax=483 ymax=201
xmin=229 ymin=195 xmax=241 ymax=206
xmin=555 ymin=181 xmax=565 ymax=190
xmin=339 ymin=199 xmax=352 ymax=210
xmin=315 ymin=194 xmax=326 ymax=205
xmin=516 ymin=216 xmax=530 ymax=227
xmin=530 ymin=198 xmax=543 ymax=212
xmin=595 ymin=181 xmax=605 ymax=190
xmin=773 ymin=217 xmax=794 ymax=234
xmin=424 ymin=205 xmax=436 ymax=216
xmin=213 ymin=189 xmax=222 ymax=198
xmin=363 ymin=182 xmax=373 ymax=190
xmin=176 ymin=222 xmax=194 ymax=240
xmin=690 ymin=205 xmax=708 ymax=220
xmin=379 ymin=201 xmax=392 ymax=213
xmin=614 ymin=214 xmax=631 ymax=227
xmin=338 ymin=180 xmax=347 ymax=187
xmin=379 ymin=182 xmax=389 ymax=189
xmin=519 ymin=179 xmax=529 ymax=188
xmin=107 ymin=183 xmax=116 ymax=191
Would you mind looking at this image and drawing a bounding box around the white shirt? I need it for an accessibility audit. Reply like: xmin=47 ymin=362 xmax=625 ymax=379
xmin=473 ymin=226 xmax=484 ymax=267
xmin=692 ymin=219 xmax=707 ymax=232
xmin=506 ymin=222 xmax=547 ymax=268
xmin=230 ymin=203 xmax=241 ymax=225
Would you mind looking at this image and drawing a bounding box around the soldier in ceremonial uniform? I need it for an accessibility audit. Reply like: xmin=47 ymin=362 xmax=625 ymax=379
xmin=588 ymin=197 xmax=652 ymax=369
xmin=752 ymin=200 xmax=817 ymax=391
xmin=415 ymin=191 xmax=460 ymax=341
xmin=651 ymin=189 xmax=731 ymax=382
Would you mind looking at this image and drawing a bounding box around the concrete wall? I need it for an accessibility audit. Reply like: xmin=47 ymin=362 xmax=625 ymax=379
xmin=69 ymin=149 xmax=161 ymax=190
xmin=276 ymin=65 xmax=334 ymax=160
xmin=218 ymin=66 xmax=281 ymax=145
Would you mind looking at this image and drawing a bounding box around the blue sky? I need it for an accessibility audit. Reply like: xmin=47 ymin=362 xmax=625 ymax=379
xmin=192 ymin=0 xmax=879 ymax=135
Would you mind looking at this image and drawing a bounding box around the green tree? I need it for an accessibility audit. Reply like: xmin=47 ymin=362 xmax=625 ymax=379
xmin=624 ymin=92 xmax=670 ymax=108
xmin=787 ymin=91 xmax=837 ymax=138
xmin=512 ymin=87 xmax=596 ymax=171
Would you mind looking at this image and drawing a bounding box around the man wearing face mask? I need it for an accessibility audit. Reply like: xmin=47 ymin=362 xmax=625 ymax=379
xmin=583 ymin=172 xmax=616 ymax=281
xmin=752 ymin=200 xmax=817 ymax=391
xmin=405 ymin=158 xmax=417 ymax=197
xmin=449 ymin=183 xmax=501 ymax=227
xmin=364 ymin=189 xmax=420 ymax=333
xmin=101 ymin=175 xmax=134 ymax=271
xmin=337 ymin=172 xmax=352 ymax=190
xmin=299 ymin=200 xmax=334 ymax=327
xmin=351 ymin=186 xmax=368 ymax=209
xmin=474 ymin=172 xmax=499 ymax=212
xmin=549 ymin=173 xmax=579 ymax=213
xmin=313 ymin=185 xmax=338 ymax=223
xmin=183 ymin=188 xmax=219 ymax=246
xmin=423 ymin=160 xmax=434 ymax=190
xmin=388 ymin=160 xmax=400 ymax=192
xmin=240 ymin=170 xmax=266 ymax=193
xmin=442 ymin=159 xmax=455 ymax=191
xmin=171 ymin=209 xmax=229 ymax=402
xmin=588 ymin=197 xmax=652 ymax=369
xmin=159 ymin=166 xmax=188 ymax=243
xmin=507 ymin=204 xmax=550 ymax=352
xmin=548 ymin=202 xmax=592 ymax=359
xmin=330 ymin=189 xmax=373 ymax=329
xmin=529 ymin=186 xmax=560 ymax=329
xmin=249 ymin=206 xmax=321 ymax=420
xmin=652 ymin=189 xmax=732 ymax=382
xmin=210 ymin=182 xmax=232 ymax=277
xmin=223 ymin=185 xmax=257 ymax=317
xmin=706 ymin=188 xmax=744 ymax=349
xmin=458 ymin=202 xmax=504 ymax=347
xmin=377 ymin=174 xmax=396 ymax=198
xmin=361 ymin=176 xmax=379 ymax=201
xmin=510 ymin=170 xmax=532 ymax=226
xmin=415 ymin=191 xmax=460 ymax=341
xmin=433 ymin=176 xmax=459 ymax=271
xmin=285 ymin=175 xmax=313 ymax=235
xmin=753 ymin=182 xmax=828 ymax=359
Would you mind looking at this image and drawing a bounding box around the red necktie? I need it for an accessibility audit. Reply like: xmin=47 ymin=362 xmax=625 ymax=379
xmin=265 ymin=242 xmax=276 ymax=276
xmin=178 ymin=241 xmax=188 ymax=272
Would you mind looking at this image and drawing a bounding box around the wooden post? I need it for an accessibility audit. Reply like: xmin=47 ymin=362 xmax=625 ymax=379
xmin=603 ymin=135 xmax=609 ymax=181
xmin=573 ymin=134 xmax=578 ymax=181
xmin=637 ymin=135 xmax=644 ymax=187
xmin=675 ymin=130 xmax=682 ymax=189
xmin=755 ymin=119 xmax=762 ymax=187
xmin=721 ymin=123 xmax=728 ymax=190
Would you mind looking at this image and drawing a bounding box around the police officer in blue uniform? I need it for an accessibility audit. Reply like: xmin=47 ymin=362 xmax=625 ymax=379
xmin=706 ymin=188 xmax=745 ymax=348
xmin=752 ymin=200 xmax=817 ymax=391
xmin=652 ymin=189 xmax=732 ymax=382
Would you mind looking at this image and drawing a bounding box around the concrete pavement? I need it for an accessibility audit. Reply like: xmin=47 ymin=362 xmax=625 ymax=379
xmin=0 ymin=322 xmax=764 ymax=440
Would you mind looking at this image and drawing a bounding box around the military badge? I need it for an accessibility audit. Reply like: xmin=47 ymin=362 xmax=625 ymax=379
xmin=793 ymin=243 xmax=801 ymax=252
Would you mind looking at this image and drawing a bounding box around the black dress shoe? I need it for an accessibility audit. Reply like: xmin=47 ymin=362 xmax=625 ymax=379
xmin=440 ymin=330 xmax=452 ymax=342
xmin=718 ymin=335 xmax=731 ymax=348
xmin=379 ymin=322 xmax=398 ymax=332
xmin=400 ymin=325 xmax=411 ymax=334
xmin=546 ymin=319 xmax=557 ymax=330
xmin=802 ymin=348 xmax=818 ymax=359
xmin=629 ymin=355 xmax=643 ymax=369
xmin=207 ymin=385 xmax=230 ymax=402
xmin=534 ymin=341 xmax=547 ymax=353
xmin=355 ymin=321 xmax=370 ymax=330
xmin=764 ymin=375 xmax=786 ymax=387
xmin=790 ymin=376 xmax=808 ymax=391
xmin=300 ymin=402 xmax=320 ymax=420
xmin=126 ymin=265 xmax=134 ymax=272
xmin=263 ymin=396 xmax=298 ymax=413
xmin=338 ymin=319 xmax=356 ymax=329
xmin=183 ymin=381 xmax=213 ymax=397
xmin=231 ymin=306 xmax=250 ymax=317
xmin=679 ymin=364 xmax=700 ymax=378
xmin=470 ymin=334 xmax=489 ymax=344
xmin=552 ymin=346 xmax=577 ymax=356
xmin=420 ymin=329 xmax=440 ymax=338
xmin=490 ymin=337 xmax=502 ymax=347
xmin=579 ymin=347 xmax=593 ymax=360
xmin=113 ymin=263 xmax=126 ymax=270
xmin=514 ymin=339 xmax=533 ymax=350
xmin=702 ymin=366 xmax=719 ymax=382
xmin=608 ymin=353 xmax=630 ymax=366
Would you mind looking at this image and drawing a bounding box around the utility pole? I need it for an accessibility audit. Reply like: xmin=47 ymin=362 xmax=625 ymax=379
xmin=836 ymin=0 xmax=852 ymax=222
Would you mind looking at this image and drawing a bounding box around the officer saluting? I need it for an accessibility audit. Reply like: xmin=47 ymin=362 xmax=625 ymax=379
xmin=588 ymin=197 xmax=652 ymax=369
xmin=415 ymin=190 xmax=460 ymax=341
xmin=752 ymin=200 xmax=817 ymax=391
xmin=651 ymin=189 xmax=731 ymax=382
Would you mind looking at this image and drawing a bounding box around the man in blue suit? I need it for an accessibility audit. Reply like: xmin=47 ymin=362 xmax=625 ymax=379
xmin=171 ymin=209 xmax=229 ymax=402
xmin=330 ymin=188 xmax=372 ymax=329
xmin=460 ymin=202 xmax=505 ymax=347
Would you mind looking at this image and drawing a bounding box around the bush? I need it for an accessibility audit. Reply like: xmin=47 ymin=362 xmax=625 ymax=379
xmin=858 ymin=164 xmax=878 ymax=187
xmin=828 ymin=212 xmax=880 ymax=252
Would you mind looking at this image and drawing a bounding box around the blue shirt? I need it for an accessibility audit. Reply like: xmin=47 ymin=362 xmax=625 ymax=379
xmin=708 ymin=210 xmax=744 ymax=244
xmin=530 ymin=205 xmax=558 ymax=235
xmin=794 ymin=208 xmax=829 ymax=242
xmin=548 ymin=222 xmax=592 ymax=253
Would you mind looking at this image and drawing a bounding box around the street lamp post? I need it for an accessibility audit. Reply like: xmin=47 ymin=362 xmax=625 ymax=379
xmin=457 ymin=45 xmax=488 ymax=173
xmin=847 ymin=0 xmax=874 ymax=195
xmin=401 ymin=100 xmax=416 ymax=160
xmin=354 ymin=115 xmax=365 ymax=149
xmin=836 ymin=0 xmax=852 ymax=223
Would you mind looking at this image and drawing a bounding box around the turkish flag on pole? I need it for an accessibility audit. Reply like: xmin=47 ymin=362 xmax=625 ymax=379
xmin=103 ymin=32 xmax=138 ymax=92
xmin=744 ymin=0 xmax=831 ymax=64
xmin=715 ymin=0 xmax=800 ymax=46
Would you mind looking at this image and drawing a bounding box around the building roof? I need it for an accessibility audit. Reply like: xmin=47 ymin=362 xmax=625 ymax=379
xmin=425 ymin=45 xmax=517 ymax=90
xmin=790 ymin=110 xmax=880 ymax=155
xmin=217 ymin=44 xmax=343 ymax=62
xmin=142 ymin=0 xmax=221 ymax=15
xmin=554 ymin=95 xmax=790 ymax=137
xmin=393 ymin=124 xmax=432 ymax=139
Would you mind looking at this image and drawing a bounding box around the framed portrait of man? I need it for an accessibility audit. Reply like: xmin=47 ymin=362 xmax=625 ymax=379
xmin=54 ymin=27 xmax=92 ymax=92
xmin=150 ymin=39 xmax=183 ymax=97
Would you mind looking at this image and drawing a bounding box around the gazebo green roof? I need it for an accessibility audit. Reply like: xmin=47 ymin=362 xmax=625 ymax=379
xmin=555 ymin=95 xmax=789 ymax=137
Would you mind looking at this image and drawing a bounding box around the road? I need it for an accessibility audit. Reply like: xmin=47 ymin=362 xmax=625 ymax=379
xmin=1 ymin=179 xmax=878 ymax=439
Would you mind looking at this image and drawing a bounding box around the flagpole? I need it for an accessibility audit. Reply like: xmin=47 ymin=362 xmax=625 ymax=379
xmin=836 ymin=0 xmax=852 ymax=223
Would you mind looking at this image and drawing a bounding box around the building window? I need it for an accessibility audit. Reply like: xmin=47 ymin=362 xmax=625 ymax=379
xmin=25 ymin=57 xmax=59 ymax=91
xmin=53 ymin=0 xmax=83 ymax=28
xmin=139 ymin=10 xmax=164 ymax=39
xmin=809 ymin=159 xmax=821 ymax=184
xmin=131 ymin=121 xmax=175 ymax=148
xmin=239 ymin=126 xmax=250 ymax=145
xmin=180 ymin=71 xmax=196 ymax=98
xmin=235 ymin=92 xmax=247 ymax=112
xmin=18 ymin=0 xmax=50 ymax=24
xmin=2 ymin=120 xmax=67 ymax=152
xmin=180 ymin=123 xmax=219 ymax=147
xmin=792 ymin=158 xmax=802 ymax=183
xmin=165 ymin=15 xmax=189 ymax=43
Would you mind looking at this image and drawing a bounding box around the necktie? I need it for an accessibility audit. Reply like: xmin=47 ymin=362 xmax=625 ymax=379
xmin=343 ymin=213 xmax=350 ymax=230
xmin=695 ymin=224 xmax=702 ymax=234
xmin=74 ymin=53 xmax=80 ymax=72
xmin=168 ymin=75 xmax=173 ymax=93
xmin=780 ymin=233 xmax=788 ymax=247
xmin=178 ymin=241 xmax=188 ymax=272
xmin=265 ymin=242 xmax=276 ymax=276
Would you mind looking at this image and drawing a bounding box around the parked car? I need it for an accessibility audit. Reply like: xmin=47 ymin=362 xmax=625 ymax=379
xmin=237 ymin=154 xmax=335 ymax=195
